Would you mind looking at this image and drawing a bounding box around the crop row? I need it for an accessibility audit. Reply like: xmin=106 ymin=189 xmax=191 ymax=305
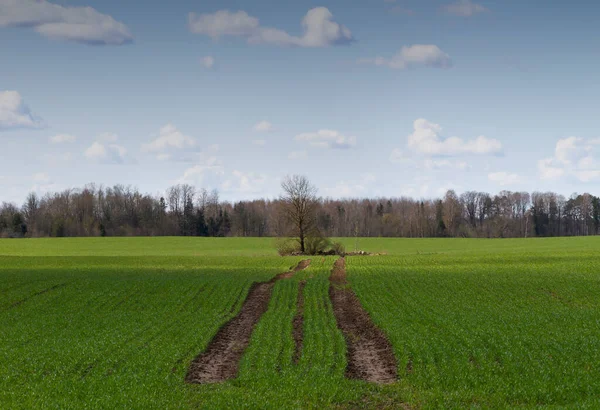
xmin=347 ymin=252 xmax=600 ymax=408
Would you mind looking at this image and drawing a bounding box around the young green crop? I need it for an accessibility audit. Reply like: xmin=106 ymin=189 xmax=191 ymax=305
xmin=2 ymin=237 xmax=600 ymax=408
xmin=187 ymin=257 xmax=397 ymax=408
xmin=347 ymin=241 xmax=600 ymax=408
xmin=0 ymin=248 xmax=300 ymax=409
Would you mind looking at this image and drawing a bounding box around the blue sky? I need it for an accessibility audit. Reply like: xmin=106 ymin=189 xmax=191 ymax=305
xmin=2 ymin=0 xmax=600 ymax=203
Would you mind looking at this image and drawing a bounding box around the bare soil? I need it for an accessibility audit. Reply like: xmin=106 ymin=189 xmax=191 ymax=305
xmin=292 ymin=280 xmax=306 ymax=364
xmin=185 ymin=260 xmax=311 ymax=384
xmin=329 ymin=257 xmax=397 ymax=384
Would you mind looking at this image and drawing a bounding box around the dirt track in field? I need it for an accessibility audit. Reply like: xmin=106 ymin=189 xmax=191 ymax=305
xmin=292 ymin=280 xmax=306 ymax=364
xmin=185 ymin=259 xmax=311 ymax=384
xmin=329 ymin=257 xmax=397 ymax=384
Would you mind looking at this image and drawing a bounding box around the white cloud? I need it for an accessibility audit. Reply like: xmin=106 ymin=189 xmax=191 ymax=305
xmin=399 ymin=184 xmax=430 ymax=198
xmin=324 ymin=174 xmax=376 ymax=198
xmin=30 ymin=172 xmax=58 ymax=195
xmin=406 ymin=119 xmax=502 ymax=156
xmin=423 ymin=159 xmax=470 ymax=170
xmin=361 ymin=45 xmax=451 ymax=70
xmin=574 ymin=170 xmax=600 ymax=182
xmin=538 ymin=137 xmax=600 ymax=182
xmin=253 ymin=139 xmax=266 ymax=146
xmin=442 ymin=0 xmax=488 ymax=16
xmin=143 ymin=124 xmax=196 ymax=160
xmin=201 ymin=56 xmax=215 ymax=68
xmin=253 ymin=120 xmax=274 ymax=132
xmin=288 ymin=150 xmax=307 ymax=160
xmin=188 ymin=7 xmax=354 ymax=48
xmin=295 ymin=129 xmax=357 ymax=149
xmin=538 ymin=158 xmax=566 ymax=180
xmin=488 ymin=171 xmax=522 ymax=186
xmin=84 ymin=141 xmax=127 ymax=164
xmin=176 ymin=156 xmax=224 ymax=187
xmin=436 ymin=183 xmax=463 ymax=196
xmin=0 ymin=0 xmax=133 ymax=45
xmin=0 ymin=91 xmax=43 ymax=130
xmin=390 ymin=148 xmax=412 ymax=164
xmin=221 ymin=170 xmax=268 ymax=194
xmin=83 ymin=133 xmax=126 ymax=164
xmin=49 ymin=134 xmax=76 ymax=144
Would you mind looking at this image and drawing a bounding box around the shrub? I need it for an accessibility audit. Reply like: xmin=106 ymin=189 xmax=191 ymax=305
xmin=331 ymin=241 xmax=346 ymax=256
xmin=304 ymin=233 xmax=331 ymax=255
xmin=275 ymin=238 xmax=300 ymax=256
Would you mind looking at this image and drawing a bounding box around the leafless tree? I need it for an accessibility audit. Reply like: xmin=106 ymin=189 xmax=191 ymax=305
xmin=280 ymin=175 xmax=319 ymax=253
xmin=2 ymin=180 xmax=600 ymax=239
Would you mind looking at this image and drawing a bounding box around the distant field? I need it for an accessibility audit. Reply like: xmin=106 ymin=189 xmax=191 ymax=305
xmin=1 ymin=237 xmax=600 ymax=409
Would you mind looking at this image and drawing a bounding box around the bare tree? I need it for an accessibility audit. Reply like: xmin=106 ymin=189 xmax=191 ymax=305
xmin=280 ymin=175 xmax=318 ymax=253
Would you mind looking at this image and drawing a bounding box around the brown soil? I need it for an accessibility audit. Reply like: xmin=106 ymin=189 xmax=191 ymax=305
xmin=278 ymin=259 xmax=311 ymax=279
xmin=292 ymin=280 xmax=306 ymax=364
xmin=185 ymin=259 xmax=311 ymax=384
xmin=329 ymin=257 xmax=397 ymax=384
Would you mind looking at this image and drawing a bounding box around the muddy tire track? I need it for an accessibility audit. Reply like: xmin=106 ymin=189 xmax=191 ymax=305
xmin=329 ymin=257 xmax=397 ymax=384
xmin=292 ymin=280 xmax=306 ymax=364
xmin=186 ymin=259 xmax=311 ymax=384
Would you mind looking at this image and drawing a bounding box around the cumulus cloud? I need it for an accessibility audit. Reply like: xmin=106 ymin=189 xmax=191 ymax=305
xmin=188 ymin=7 xmax=354 ymax=48
xmin=253 ymin=120 xmax=274 ymax=132
xmin=176 ymin=157 xmax=275 ymax=198
xmin=201 ymin=56 xmax=215 ymax=68
xmin=0 ymin=91 xmax=43 ymax=130
xmin=442 ymin=0 xmax=488 ymax=16
xmin=253 ymin=139 xmax=266 ymax=146
xmin=0 ymin=0 xmax=133 ymax=45
xmin=221 ymin=171 xmax=268 ymax=194
xmin=488 ymin=171 xmax=522 ymax=186
xmin=177 ymin=156 xmax=224 ymax=185
xmin=406 ymin=119 xmax=502 ymax=156
xmin=30 ymin=172 xmax=59 ymax=195
xmin=424 ymin=159 xmax=470 ymax=170
xmin=143 ymin=124 xmax=197 ymax=161
xmin=361 ymin=45 xmax=452 ymax=70
xmin=84 ymin=141 xmax=127 ymax=164
xmin=538 ymin=137 xmax=600 ymax=182
xmin=84 ymin=133 xmax=127 ymax=164
xmin=324 ymin=174 xmax=376 ymax=198
xmin=49 ymin=134 xmax=76 ymax=144
xmin=295 ymin=129 xmax=357 ymax=149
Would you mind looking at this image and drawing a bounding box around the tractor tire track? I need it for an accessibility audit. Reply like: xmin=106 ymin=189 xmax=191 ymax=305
xmin=329 ymin=257 xmax=397 ymax=384
xmin=186 ymin=259 xmax=311 ymax=384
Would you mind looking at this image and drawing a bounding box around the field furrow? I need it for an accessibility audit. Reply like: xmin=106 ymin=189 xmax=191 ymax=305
xmin=185 ymin=260 xmax=311 ymax=384
xmin=329 ymin=257 xmax=398 ymax=384
xmin=2 ymin=237 xmax=600 ymax=408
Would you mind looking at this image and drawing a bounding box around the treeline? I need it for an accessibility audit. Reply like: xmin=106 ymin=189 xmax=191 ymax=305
xmin=1 ymin=184 xmax=599 ymax=238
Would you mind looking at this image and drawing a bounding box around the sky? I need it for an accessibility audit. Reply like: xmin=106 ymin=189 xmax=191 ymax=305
xmin=2 ymin=0 xmax=600 ymax=203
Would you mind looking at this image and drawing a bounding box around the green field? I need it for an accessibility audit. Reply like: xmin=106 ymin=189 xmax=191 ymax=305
xmin=1 ymin=237 xmax=600 ymax=409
